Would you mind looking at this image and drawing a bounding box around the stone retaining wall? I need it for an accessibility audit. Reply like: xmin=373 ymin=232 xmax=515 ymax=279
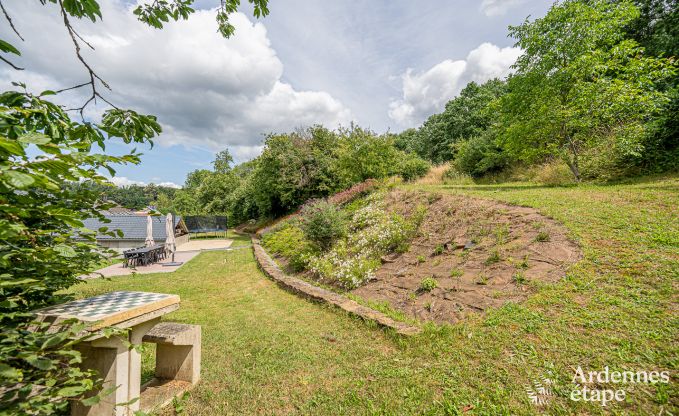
xmin=252 ymin=239 xmax=421 ymax=336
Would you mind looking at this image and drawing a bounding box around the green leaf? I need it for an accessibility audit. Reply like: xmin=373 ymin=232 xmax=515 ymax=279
xmin=0 ymin=137 xmax=25 ymax=156
xmin=80 ymin=394 xmax=102 ymax=407
xmin=0 ymin=278 xmax=39 ymax=287
xmin=0 ymin=39 xmax=20 ymax=55
xmin=42 ymin=332 xmax=69 ymax=349
xmin=25 ymin=355 xmax=54 ymax=371
xmin=54 ymin=244 xmax=77 ymax=258
xmin=0 ymin=364 xmax=21 ymax=380
xmin=2 ymin=170 xmax=35 ymax=188
xmin=57 ymin=385 xmax=87 ymax=397
xmin=19 ymin=132 xmax=51 ymax=145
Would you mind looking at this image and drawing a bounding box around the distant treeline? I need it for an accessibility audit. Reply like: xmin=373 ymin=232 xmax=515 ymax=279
xmin=395 ymin=0 xmax=678 ymax=181
xmin=71 ymin=182 xmax=179 ymax=210
xmin=156 ymin=126 xmax=429 ymax=224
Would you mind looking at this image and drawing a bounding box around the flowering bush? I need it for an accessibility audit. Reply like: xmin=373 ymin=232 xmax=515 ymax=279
xmin=306 ymin=193 xmax=427 ymax=289
xmin=299 ymin=200 xmax=346 ymax=250
xmin=328 ymin=179 xmax=379 ymax=205
xmin=307 ymin=241 xmax=380 ymax=289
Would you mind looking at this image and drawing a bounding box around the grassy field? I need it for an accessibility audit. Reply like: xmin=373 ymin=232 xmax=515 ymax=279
xmin=71 ymin=176 xmax=678 ymax=415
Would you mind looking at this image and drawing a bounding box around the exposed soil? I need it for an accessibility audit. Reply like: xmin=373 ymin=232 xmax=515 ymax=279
xmin=350 ymin=190 xmax=582 ymax=325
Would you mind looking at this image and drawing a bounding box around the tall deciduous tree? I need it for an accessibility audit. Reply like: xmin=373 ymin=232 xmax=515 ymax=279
xmin=501 ymin=0 xmax=676 ymax=181
xmin=213 ymin=149 xmax=234 ymax=174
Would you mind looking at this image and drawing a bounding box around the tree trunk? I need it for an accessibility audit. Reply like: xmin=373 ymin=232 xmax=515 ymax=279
xmin=564 ymin=138 xmax=581 ymax=182
xmin=565 ymin=158 xmax=581 ymax=182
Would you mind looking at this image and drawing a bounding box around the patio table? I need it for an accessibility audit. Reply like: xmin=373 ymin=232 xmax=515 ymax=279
xmin=123 ymin=244 xmax=165 ymax=267
xmin=35 ymin=291 xmax=180 ymax=416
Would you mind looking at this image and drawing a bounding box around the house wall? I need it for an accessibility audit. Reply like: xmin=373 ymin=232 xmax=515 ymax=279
xmin=98 ymin=240 xmax=145 ymax=253
xmin=97 ymin=234 xmax=190 ymax=253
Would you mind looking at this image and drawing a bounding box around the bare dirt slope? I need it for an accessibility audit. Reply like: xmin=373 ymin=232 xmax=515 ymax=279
xmin=351 ymin=189 xmax=581 ymax=324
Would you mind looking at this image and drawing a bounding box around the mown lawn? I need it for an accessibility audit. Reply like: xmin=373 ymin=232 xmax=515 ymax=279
xmin=71 ymin=176 xmax=678 ymax=415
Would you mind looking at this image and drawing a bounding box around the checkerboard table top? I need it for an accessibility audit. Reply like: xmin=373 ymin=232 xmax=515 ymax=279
xmin=35 ymin=291 xmax=180 ymax=328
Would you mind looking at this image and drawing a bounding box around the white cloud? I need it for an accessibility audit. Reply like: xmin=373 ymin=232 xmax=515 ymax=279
xmin=157 ymin=182 xmax=182 ymax=189
xmin=480 ymin=0 xmax=529 ymax=17
xmin=0 ymin=1 xmax=352 ymax=160
xmin=388 ymin=42 xmax=521 ymax=127
xmin=109 ymin=176 xmax=181 ymax=189
xmin=109 ymin=176 xmax=146 ymax=187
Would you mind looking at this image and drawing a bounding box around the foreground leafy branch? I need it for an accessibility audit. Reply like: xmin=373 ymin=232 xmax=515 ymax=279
xmin=0 ymin=0 xmax=270 ymax=413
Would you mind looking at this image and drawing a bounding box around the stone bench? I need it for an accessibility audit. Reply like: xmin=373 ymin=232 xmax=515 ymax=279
xmin=137 ymin=322 xmax=201 ymax=414
xmin=143 ymin=322 xmax=201 ymax=385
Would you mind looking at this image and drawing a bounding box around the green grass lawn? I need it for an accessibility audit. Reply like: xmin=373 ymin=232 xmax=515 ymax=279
xmin=71 ymin=176 xmax=678 ymax=415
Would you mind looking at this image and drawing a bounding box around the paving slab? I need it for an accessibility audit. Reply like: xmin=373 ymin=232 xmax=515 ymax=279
xmin=176 ymin=239 xmax=233 ymax=252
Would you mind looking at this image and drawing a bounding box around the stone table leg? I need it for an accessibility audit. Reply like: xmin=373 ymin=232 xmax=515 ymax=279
xmin=127 ymin=318 xmax=160 ymax=413
xmin=72 ymin=336 xmax=130 ymax=416
xmin=72 ymin=318 xmax=160 ymax=416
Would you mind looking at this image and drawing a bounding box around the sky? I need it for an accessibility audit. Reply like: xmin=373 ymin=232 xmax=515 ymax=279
xmin=0 ymin=0 xmax=552 ymax=188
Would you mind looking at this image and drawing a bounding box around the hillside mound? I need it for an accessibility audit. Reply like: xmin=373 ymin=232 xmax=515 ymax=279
xmin=351 ymin=190 xmax=581 ymax=324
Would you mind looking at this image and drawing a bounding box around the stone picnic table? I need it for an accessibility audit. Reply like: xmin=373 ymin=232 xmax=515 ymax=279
xmin=35 ymin=291 xmax=201 ymax=416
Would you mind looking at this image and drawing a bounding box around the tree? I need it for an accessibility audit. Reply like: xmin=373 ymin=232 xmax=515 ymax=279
xmin=0 ymin=1 xmax=270 ymax=414
xmin=396 ymin=79 xmax=506 ymax=164
xmin=251 ymin=126 xmax=341 ymax=216
xmin=627 ymin=0 xmax=679 ymax=173
xmin=627 ymin=0 xmax=679 ymax=58
xmin=0 ymin=84 xmax=159 ymax=416
xmin=454 ymin=129 xmax=509 ymax=178
xmin=213 ymin=149 xmax=234 ymax=174
xmin=336 ymin=126 xmax=401 ymax=184
xmin=501 ymin=0 xmax=676 ymax=180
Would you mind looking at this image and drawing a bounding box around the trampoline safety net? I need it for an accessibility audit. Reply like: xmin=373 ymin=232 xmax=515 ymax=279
xmin=184 ymin=216 xmax=228 ymax=233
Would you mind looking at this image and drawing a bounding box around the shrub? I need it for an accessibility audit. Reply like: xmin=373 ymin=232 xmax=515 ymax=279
xmin=533 ymin=161 xmax=575 ymax=186
xmin=484 ymin=250 xmax=501 ymax=265
xmin=535 ymin=231 xmax=550 ymax=242
xmin=454 ymin=131 xmax=509 ymax=178
xmin=513 ymin=272 xmax=527 ymax=284
xmin=306 ymin=242 xmax=381 ymax=289
xmin=299 ymin=200 xmax=346 ymax=250
xmin=261 ymin=224 xmax=315 ymax=271
xmin=419 ymin=277 xmax=438 ymax=292
xmin=396 ymin=154 xmax=430 ymax=181
xmin=306 ymin=192 xmax=426 ymax=289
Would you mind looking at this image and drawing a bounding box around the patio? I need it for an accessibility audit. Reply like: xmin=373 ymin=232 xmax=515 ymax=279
xmin=81 ymin=251 xmax=201 ymax=279
xmin=81 ymin=239 xmax=235 ymax=279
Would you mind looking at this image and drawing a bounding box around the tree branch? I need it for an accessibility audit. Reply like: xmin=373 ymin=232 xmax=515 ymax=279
xmin=57 ymin=0 xmax=111 ymax=119
xmin=54 ymin=82 xmax=91 ymax=94
xmin=0 ymin=0 xmax=24 ymax=41
xmin=0 ymin=55 xmax=23 ymax=70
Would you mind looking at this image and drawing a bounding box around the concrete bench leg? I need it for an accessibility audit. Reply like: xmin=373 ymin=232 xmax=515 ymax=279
xmin=138 ymin=323 xmax=201 ymax=413
xmin=154 ymin=327 xmax=201 ymax=384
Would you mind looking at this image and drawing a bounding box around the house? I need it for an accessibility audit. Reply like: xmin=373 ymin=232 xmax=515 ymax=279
xmin=82 ymin=213 xmax=190 ymax=252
